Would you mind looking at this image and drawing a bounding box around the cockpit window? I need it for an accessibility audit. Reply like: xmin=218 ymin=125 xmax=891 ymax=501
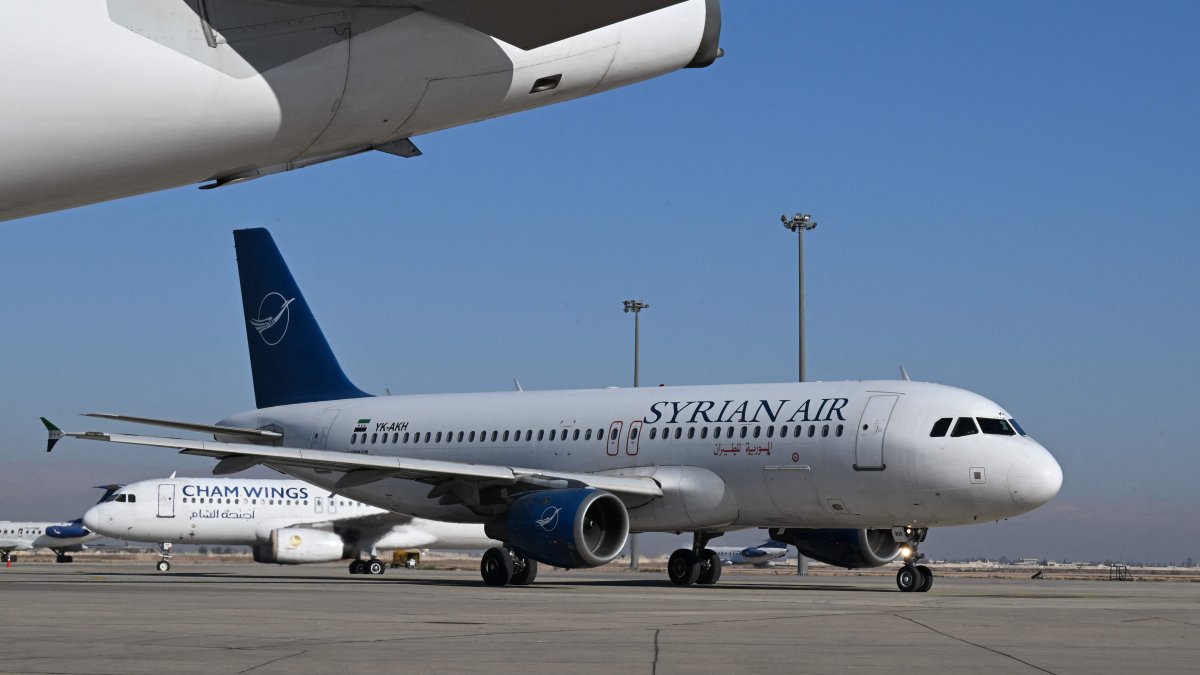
xmin=977 ymin=418 xmax=1016 ymax=436
xmin=929 ymin=418 xmax=952 ymax=437
xmin=1010 ymin=419 xmax=1027 ymax=436
xmin=115 ymin=494 xmax=127 ymax=502
xmin=950 ymin=417 xmax=979 ymax=437
xmin=127 ymin=494 xmax=137 ymax=503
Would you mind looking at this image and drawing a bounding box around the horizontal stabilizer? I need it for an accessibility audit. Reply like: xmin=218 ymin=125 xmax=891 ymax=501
xmin=85 ymin=413 xmax=283 ymax=442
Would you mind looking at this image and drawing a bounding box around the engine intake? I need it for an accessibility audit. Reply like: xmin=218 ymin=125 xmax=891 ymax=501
xmin=769 ymin=528 xmax=900 ymax=569
xmin=488 ymin=488 xmax=629 ymax=569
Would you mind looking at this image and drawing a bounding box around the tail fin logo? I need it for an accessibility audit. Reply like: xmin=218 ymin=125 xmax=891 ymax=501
xmin=250 ymin=292 xmax=295 ymax=346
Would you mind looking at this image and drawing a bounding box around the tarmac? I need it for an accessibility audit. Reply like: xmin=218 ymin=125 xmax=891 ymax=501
xmin=0 ymin=562 xmax=1196 ymax=674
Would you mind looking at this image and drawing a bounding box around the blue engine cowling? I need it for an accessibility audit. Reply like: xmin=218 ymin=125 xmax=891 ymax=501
xmin=768 ymin=528 xmax=900 ymax=568
xmin=45 ymin=524 xmax=90 ymax=539
xmin=489 ymin=488 xmax=629 ymax=569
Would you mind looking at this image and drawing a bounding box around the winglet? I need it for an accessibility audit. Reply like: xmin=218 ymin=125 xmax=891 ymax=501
xmin=513 ymin=378 xmax=524 ymax=392
xmin=41 ymin=417 xmax=63 ymax=452
xmin=899 ymin=366 xmax=911 ymax=382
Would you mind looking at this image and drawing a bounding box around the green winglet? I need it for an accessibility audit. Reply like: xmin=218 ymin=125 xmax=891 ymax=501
xmin=41 ymin=417 xmax=63 ymax=453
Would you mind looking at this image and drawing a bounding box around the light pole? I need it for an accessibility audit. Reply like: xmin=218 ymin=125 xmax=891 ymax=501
xmin=622 ymin=299 xmax=649 ymax=570
xmin=781 ymin=213 xmax=817 ymax=383
xmin=623 ymin=299 xmax=650 ymax=387
xmin=781 ymin=213 xmax=817 ymax=575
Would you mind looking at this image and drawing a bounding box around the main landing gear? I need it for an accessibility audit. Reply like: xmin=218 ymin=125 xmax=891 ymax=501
xmin=1 ymin=552 xmax=13 ymax=563
xmin=667 ymin=532 xmax=724 ymax=586
xmin=348 ymin=558 xmax=387 ymax=576
xmin=480 ymin=547 xmax=539 ymax=587
xmin=54 ymin=553 xmax=75 ymax=563
xmin=155 ymin=542 xmax=172 ymax=572
xmin=893 ymin=527 xmax=933 ymax=593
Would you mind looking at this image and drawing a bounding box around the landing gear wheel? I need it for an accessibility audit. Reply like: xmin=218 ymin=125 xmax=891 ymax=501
xmin=367 ymin=559 xmax=385 ymax=575
xmin=696 ymin=549 xmax=722 ymax=585
xmin=510 ymin=555 xmax=539 ymax=586
xmin=55 ymin=554 xmax=74 ymax=563
xmin=667 ymin=549 xmax=701 ymax=586
xmin=156 ymin=560 xmax=171 ymax=572
xmin=896 ymin=564 xmax=925 ymax=592
xmin=916 ymin=565 xmax=933 ymax=592
xmin=0 ymin=553 xmax=8 ymax=563
xmin=481 ymin=547 xmax=514 ymax=586
xmin=349 ymin=559 xmax=368 ymax=575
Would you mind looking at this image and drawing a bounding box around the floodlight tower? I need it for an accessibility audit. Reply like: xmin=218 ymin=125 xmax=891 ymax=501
xmin=622 ymin=298 xmax=649 ymax=570
xmin=781 ymin=213 xmax=817 ymax=383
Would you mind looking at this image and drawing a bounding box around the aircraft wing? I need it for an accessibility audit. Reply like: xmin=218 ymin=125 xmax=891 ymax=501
xmin=42 ymin=420 xmax=663 ymax=501
xmin=282 ymin=0 xmax=689 ymax=50
xmin=0 ymin=541 xmax=34 ymax=552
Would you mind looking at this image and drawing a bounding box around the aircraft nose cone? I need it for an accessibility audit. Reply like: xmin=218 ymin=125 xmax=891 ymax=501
xmin=1008 ymin=446 xmax=1063 ymax=510
xmin=82 ymin=507 xmax=101 ymax=533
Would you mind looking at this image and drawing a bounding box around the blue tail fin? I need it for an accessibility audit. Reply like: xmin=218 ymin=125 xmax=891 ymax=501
xmin=233 ymin=228 xmax=369 ymax=409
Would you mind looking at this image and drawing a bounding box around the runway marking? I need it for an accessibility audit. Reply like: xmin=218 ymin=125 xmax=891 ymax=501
xmin=893 ymin=614 xmax=1058 ymax=674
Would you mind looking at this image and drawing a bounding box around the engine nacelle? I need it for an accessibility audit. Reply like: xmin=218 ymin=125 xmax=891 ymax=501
xmin=488 ymin=488 xmax=629 ymax=569
xmin=254 ymin=528 xmax=347 ymax=565
xmin=769 ymin=528 xmax=901 ymax=569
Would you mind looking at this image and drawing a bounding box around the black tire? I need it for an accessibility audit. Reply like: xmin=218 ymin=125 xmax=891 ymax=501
xmin=481 ymin=547 xmax=513 ymax=586
xmin=367 ymin=559 xmax=385 ymax=575
xmin=896 ymin=565 xmax=923 ymax=592
xmin=696 ymin=549 xmax=723 ymax=585
xmin=350 ymin=559 xmax=368 ymax=575
xmin=156 ymin=560 xmax=171 ymax=572
xmin=510 ymin=556 xmax=539 ymax=586
xmin=668 ymin=549 xmax=701 ymax=586
xmin=916 ymin=565 xmax=934 ymax=592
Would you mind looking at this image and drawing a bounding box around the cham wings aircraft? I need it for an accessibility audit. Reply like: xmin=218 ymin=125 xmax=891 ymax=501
xmin=44 ymin=228 xmax=1063 ymax=591
xmin=0 ymin=0 xmax=721 ymax=222
xmin=0 ymin=487 xmax=116 ymax=564
xmin=84 ymin=476 xmax=497 ymax=573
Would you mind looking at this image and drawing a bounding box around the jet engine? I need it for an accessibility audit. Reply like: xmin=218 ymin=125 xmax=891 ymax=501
xmin=487 ymin=488 xmax=629 ymax=569
xmin=253 ymin=528 xmax=347 ymax=564
xmin=768 ymin=528 xmax=901 ymax=569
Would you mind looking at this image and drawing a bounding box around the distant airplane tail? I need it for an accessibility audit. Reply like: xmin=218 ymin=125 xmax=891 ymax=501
xmin=233 ymin=228 xmax=369 ymax=409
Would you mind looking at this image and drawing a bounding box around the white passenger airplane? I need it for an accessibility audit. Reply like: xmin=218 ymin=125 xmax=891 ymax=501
xmin=84 ymin=476 xmax=498 ymax=573
xmin=44 ymin=228 xmax=1063 ymax=591
xmin=0 ymin=487 xmax=115 ymax=564
xmin=0 ymin=0 xmax=721 ymax=222
xmin=710 ymin=538 xmax=789 ymax=567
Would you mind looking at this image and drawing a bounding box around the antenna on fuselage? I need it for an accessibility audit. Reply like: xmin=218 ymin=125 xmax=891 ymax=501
xmin=513 ymin=378 xmax=524 ymax=392
xmin=899 ymin=366 xmax=911 ymax=381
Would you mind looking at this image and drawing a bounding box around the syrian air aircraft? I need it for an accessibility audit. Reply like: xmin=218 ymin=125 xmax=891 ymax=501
xmin=710 ymin=538 xmax=789 ymax=567
xmin=84 ymin=476 xmax=497 ymax=573
xmin=0 ymin=487 xmax=115 ymax=564
xmin=0 ymin=0 xmax=721 ymax=222
xmin=44 ymin=228 xmax=1063 ymax=591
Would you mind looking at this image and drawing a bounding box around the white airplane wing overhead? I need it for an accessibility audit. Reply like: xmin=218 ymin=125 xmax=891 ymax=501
xmin=42 ymin=420 xmax=663 ymax=500
xmin=283 ymin=0 xmax=689 ymax=49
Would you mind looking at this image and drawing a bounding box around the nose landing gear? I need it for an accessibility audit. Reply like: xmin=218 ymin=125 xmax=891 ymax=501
xmin=893 ymin=527 xmax=933 ymax=593
xmin=155 ymin=542 xmax=172 ymax=572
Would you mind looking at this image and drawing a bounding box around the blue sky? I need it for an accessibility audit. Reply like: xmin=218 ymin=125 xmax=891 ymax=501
xmin=2 ymin=1 xmax=1198 ymax=563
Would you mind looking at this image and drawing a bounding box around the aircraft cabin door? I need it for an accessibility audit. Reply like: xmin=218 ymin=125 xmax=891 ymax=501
xmin=854 ymin=395 xmax=898 ymax=471
xmin=157 ymin=484 xmax=176 ymax=518
xmin=312 ymin=409 xmax=341 ymax=449
xmin=607 ymin=421 xmax=623 ymax=456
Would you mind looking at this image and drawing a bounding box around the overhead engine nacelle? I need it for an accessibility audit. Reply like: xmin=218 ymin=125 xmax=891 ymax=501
xmin=487 ymin=488 xmax=629 ymax=569
xmin=768 ymin=528 xmax=901 ymax=569
xmin=254 ymin=528 xmax=347 ymax=565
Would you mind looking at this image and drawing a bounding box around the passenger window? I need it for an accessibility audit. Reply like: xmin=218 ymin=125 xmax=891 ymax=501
xmin=350 ymin=434 xmax=357 ymax=445
xmin=526 ymin=430 xmax=533 ymax=442
xmin=436 ymin=432 xmax=443 ymax=443
xmin=598 ymin=428 xmax=605 ymax=441
xmin=674 ymin=427 xmax=683 ymax=440
xmin=740 ymin=426 xmax=748 ymax=439
xmin=930 ymin=418 xmax=952 ymax=437
xmin=371 ymin=433 xmax=377 ymax=444
xmin=585 ymin=429 xmax=593 ymax=441
xmin=807 ymin=426 xmax=815 ymax=438
xmin=977 ymin=418 xmax=1016 ymax=436
xmin=490 ymin=431 xmax=498 ymax=442
xmin=951 ymin=417 xmax=979 ymax=437
xmin=502 ymin=430 xmax=509 ymax=442
xmin=457 ymin=431 xmax=464 ymax=442
xmin=537 ymin=430 xmax=544 ymax=441
xmin=573 ymin=429 xmax=580 ymax=441
xmin=753 ymin=426 xmax=761 ymax=438
xmin=727 ymin=426 xmax=735 ymax=439
xmin=687 ymin=427 xmax=695 ymax=439
xmin=402 ymin=432 xmax=409 ymax=443
xmin=549 ymin=429 xmax=556 ymax=441
xmin=424 ymin=432 xmax=432 ymax=443
xmin=700 ymin=427 xmax=708 ymax=439
xmin=794 ymin=426 xmax=802 ymax=438
xmin=821 ymin=424 xmax=829 ymax=437
xmin=778 ymin=425 xmax=786 ymax=437
xmin=836 ymin=424 xmax=844 ymax=437
xmin=650 ymin=427 xmax=657 ymax=440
